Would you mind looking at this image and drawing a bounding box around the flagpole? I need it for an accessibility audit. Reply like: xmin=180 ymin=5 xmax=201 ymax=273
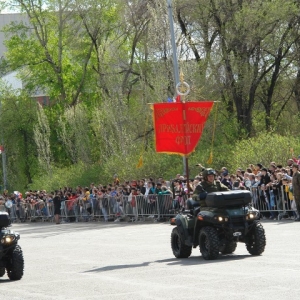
xmin=177 ymin=71 xmax=191 ymax=197
xmin=167 ymin=0 xmax=187 ymax=178
xmin=167 ymin=0 xmax=180 ymax=91
xmin=0 ymin=99 xmax=7 ymax=191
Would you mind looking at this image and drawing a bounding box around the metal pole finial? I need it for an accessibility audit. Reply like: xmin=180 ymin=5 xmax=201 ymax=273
xmin=180 ymin=70 xmax=184 ymax=83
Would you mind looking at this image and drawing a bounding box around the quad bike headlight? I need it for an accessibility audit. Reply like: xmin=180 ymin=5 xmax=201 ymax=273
xmin=214 ymin=216 xmax=228 ymax=222
xmin=1 ymin=235 xmax=15 ymax=244
xmin=246 ymin=206 xmax=260 ymax=220
xmin=246 ymin=211 xmax=259 ymax=220
xmin=5 ymin=236 xmax=12 ymax=243
xmin=249 ymin=213 xmax=255 ymax=219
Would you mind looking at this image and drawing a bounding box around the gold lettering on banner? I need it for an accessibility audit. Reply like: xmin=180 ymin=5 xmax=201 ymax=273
xmin=175 ymin=136 xmax=191 ymax=145
xmin=158 ymin=123 xmax=205 ymax=134
xmin=156 ymin=107 xmax=179 ymax=119
xmin=188 ymin=107 xmax=211 ymax=118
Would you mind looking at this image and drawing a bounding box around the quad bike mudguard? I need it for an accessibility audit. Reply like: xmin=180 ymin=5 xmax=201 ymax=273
xmin=175 ymin=215 xmax=193 ymax=246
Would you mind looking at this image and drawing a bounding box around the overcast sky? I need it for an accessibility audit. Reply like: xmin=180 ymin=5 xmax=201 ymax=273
xmin=0 ymin=2 xmax=20 ymax=14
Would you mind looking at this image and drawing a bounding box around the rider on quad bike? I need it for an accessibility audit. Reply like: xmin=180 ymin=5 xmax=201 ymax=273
xmin=189 ymin=168 xmax=229 ymax=208
xmin=171 ymin=168 xmax=266 ymax=260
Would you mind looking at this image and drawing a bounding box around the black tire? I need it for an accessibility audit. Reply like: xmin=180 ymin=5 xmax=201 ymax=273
xmin=171 ymin=227 xmax=192 ymax=258
xmin=246 ymin=221 xmax=266 ymax=255
xmin=6 ymin=245 xmax=24 ymax=280
xmin=199 ymin=226 xmax=220 ymax=260
xmin=0 ymin=267 xmax=5 ymax=277
xmin=220 ymin=241 xmax=237 ymax=254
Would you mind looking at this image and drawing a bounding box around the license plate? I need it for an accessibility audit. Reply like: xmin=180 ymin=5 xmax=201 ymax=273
xmin=233 ymin=232 xmax=242 ymax=237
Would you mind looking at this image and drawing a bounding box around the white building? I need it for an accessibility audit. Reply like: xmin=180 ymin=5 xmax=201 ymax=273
xmin=0 ymin=13 xmax=28 ymax=57
xmin=0 ymin=13 xmax=48 ymax=103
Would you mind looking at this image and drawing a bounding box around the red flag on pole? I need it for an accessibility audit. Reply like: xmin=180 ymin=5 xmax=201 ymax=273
xmin=152 ymin=102 xmax=214 ymax=156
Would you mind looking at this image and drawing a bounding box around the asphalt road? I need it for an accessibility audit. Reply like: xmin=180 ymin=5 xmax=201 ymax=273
xmin=0 ymin=220 xmax=299 ymax=300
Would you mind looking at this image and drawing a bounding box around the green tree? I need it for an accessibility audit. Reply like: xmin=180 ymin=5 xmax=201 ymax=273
xmin=34 ymin=103 xmax=52 ymax=172
xmin=3 ymin=0 xmax=102 ymax=105
xmin=175 ymin=0 xmax=300 ymax=135
xmin=0 ymin=83 xmax=39 ymax=190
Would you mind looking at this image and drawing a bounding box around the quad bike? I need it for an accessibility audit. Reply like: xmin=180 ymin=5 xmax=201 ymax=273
xmin=0 ymin=211 xmax=24 ymax=280
xmin=170 ymin=190 xmax=266 ymax=260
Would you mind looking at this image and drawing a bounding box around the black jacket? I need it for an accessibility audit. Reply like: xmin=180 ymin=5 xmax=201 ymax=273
xmin=259 ymin=174 xmax=271 ymax=186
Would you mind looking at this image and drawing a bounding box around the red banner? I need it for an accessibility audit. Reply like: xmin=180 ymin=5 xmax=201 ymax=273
xmin=152 ymin=102 xmax=214 ymax=156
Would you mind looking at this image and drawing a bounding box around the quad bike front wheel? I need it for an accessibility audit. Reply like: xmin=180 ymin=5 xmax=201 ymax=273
xmin=171 ymin=227 xmax=192 ymax=258
xmin=246 ymin=221 xmax=266 ymax=255
xmin=6 ymin=245 xmax=24 ymax=280
xmin=199 ymin=226 xmax=220 ymax=260
xmin=0 ymin=267 xmax=5 ymax=277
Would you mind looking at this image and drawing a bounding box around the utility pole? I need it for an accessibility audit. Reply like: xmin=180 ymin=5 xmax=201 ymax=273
xmin=0 ymin=99 xmax=7 ymax=191
xmin=167 ymin=0 xmax=187 ymax=176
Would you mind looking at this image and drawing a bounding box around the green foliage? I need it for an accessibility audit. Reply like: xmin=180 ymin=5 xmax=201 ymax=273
xmin=56 ymin=104 xmax=91 ymax=164
xmin=0 ymin=83 xmax=39 ymax=190
xmin=226 ymin=132 xmax=300 ymax=172
xmin=28 ymin=162 xmax=102 ymax=192
xmin=34 ymin=104 xmax=52 ymax=172
xmin=28 ymin=149 xmax=184 ymax=193
xmin=3 ymin=0 xmax=122 ymax=106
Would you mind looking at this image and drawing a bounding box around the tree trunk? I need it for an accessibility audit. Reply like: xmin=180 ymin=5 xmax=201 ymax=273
xmin=293 ymin=68 xmax=300 ymax=112
xmin=21 ymin=130 xmax=33 ymax=185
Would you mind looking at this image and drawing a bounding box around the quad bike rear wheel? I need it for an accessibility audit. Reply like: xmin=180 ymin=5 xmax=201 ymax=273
xmin=171 ymin=227 xmax=192 ymax=258
xmin=6 ymin=245 xmax=24 ymax=280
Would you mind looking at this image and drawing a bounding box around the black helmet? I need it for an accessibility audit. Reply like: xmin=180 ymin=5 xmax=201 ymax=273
xmin=203 ymin=168 xmax=216 ymax=179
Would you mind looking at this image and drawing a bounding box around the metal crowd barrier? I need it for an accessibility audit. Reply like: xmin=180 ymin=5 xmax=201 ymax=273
xmin=1 ymin=185 xmax=296 ymax=223
xmin=249 ymin=184 xmax=295 ymax=220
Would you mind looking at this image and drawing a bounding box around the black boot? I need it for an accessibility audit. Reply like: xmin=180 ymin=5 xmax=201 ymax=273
xmin=294 ymin=213 xmax=300 ymax=222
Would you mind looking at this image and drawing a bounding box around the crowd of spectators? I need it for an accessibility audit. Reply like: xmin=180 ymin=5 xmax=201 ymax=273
xmin=195 ymin=157 xmax=300 ymax=220
xmin=0 ymin=178 xmax=174 ymax=223
xmin=0 ymin=156 xmax=300 ymax=222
